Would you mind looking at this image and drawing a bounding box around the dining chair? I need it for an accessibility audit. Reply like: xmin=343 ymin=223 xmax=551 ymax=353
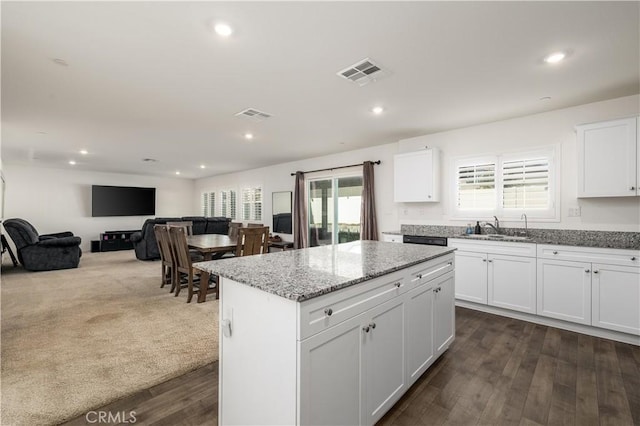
xmin=228 ymin=222 xmax=243 ymax=240
xmin=236 ymin=226 xmax=269 ymax=257
xmin=247 ymin=223 xmax=264 ymax=228
xmin=154 ymin=225 xmax=176 ymax=292
xmin=166 ymin=221 xmax=193 ymax=236
xmin=168 ymin=226 xmax=217 ymax=302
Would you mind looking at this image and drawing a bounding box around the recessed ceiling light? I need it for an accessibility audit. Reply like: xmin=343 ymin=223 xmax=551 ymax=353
xmin=80 ymin=149 xmax=88 ymax=155
xmin=245 ymin=133 xmax=254 ymax=140
xmin=175 ymin=171 xmax=181 ymax=175
xmin=214 ymin=23 xmax=233 ymax=37
xmin=372 ymin=106 xmax=384 ymax=115
xmin=68 ymin=160 xmax=76 ymax=165
xmin=200 ymin=165 xmax=206 ymax=169
xmin=544 ymin=52 xmax=566 ymax=64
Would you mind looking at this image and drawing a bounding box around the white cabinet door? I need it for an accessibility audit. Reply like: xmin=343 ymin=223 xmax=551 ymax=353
xmin=394 ymin=149 xmax=440 ymax=202
xmin=382 ymin=234 xmax=403 ymax=243
xmin=577 ymin=117 xmax=638 ymax=197
xmin=488 ymin=255 xmax=536 ymax=314
xmin=362 ymin=298 xmax=406 ymax=425
xmin=434 ymin=273 xmax=455 ymax=355
xmin=405 ymin=282 xmax=434 ymax=386
xmin=537 ymin=259 xmax=592 ymax=325
xmin=592 ymin=263 xmax=640 ymax=336
xmin=299 ymin=315 xmax=363 ymax=426
xmin=454 ymin=251 xmax=488 ymax=304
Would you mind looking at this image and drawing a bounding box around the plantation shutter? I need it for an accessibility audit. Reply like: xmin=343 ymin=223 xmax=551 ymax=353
xmin=457 ymin=162 xmax=496 ymax=210
xmin=502 ymin=158 xmax=550 ymax=209
xmin=241 ymin=187 xmax=262 ymax=221
xmin=201 ymin=193 xmax=209 ymax=216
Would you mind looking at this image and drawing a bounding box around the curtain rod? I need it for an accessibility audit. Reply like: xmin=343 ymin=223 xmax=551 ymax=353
xmin=290 ymin=160 xmax=381 ymax=176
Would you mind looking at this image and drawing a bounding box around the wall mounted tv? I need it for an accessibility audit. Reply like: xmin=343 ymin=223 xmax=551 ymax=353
xmin=91 ymin=185 xmax=156 ymax=217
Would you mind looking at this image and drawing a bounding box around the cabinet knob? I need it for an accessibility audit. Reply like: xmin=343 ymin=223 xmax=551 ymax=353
xmin=482 ymin=259 xmax=487 ymax=262
xmin=593 ymin=270 xmax=599 ymax=274
xmin=428 ymin=195 xmax=432 ymax=198
xmin=324 ymin=308 xmax=333 ymax=317
xmin=395 ymin=282 xmax=402 ymax=288
xmin=632 ymin=257 xmax=637 ymax=261
xmin=585 ymin=269 xmax=590 ymax=273
xmin=447 ymin=262 xmax=453 ymax=266
xmin=363 ymin=326 xmax=370 ymax=333
xmin=488 ymin=259 xmax=493 ymax=263
xmin=553 ymin=251 xmax=558 ymax=255
xmin=369 ymin=322 xmax=376 ymax=329
xmin=631 ymin=186 xmax=636 ymax=191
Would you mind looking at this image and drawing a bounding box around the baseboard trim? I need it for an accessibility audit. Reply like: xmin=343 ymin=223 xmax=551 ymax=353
xmin=455 ymin=300 xmax=640 ymax=346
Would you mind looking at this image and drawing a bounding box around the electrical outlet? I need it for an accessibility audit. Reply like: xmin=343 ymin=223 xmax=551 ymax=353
xmin=402 ymin=208 xmax=409 ymax=216
xmin=568 ymin=206 xmax=581 ymax=217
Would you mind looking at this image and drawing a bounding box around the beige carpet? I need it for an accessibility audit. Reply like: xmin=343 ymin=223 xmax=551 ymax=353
xmin=0 ymin=251 xmax=218 ymax=426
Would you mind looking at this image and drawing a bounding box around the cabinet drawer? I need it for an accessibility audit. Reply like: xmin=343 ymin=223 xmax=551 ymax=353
xmin=406 ymin=254 xmax=454 ymax=290
xmin=537 ymin=244 xmax=640 ymax=267
xmin=449 ymin=239 xmax=536 ymax=257
xmin=299 ymin=271 xmax=406 ymax=340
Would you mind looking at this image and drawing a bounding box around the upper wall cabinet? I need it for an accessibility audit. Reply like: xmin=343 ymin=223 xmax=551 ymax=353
xmin=394 ymin=148 xmax=440 ymax=202
xmin=576 ymin=117 xmax=639 ymax=197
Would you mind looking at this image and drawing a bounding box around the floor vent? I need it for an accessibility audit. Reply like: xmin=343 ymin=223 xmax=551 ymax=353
xmin=337 ymin=58 xmax=388 ymax=86
xmin=235 ymin=108 xmax=272 ymax=121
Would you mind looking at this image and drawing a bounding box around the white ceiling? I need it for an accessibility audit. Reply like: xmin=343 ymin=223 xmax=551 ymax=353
xmin=2 ymin=1 xmax=639 ymax=179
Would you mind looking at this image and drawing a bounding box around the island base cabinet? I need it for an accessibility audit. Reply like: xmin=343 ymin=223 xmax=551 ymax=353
xmin=406 ymin=283 xmax=435 ymax=385
xmin=299 ymin=297 xmax=407 ymax=426
xmin=435 ymin=273 xmax=455 ymax=355
xmin=592 ymin=264 xmax=640 ymax=335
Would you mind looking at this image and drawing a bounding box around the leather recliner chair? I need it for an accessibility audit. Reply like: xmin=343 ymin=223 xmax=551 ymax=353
xmin=3 ymin=218 xmax=82 ymax=271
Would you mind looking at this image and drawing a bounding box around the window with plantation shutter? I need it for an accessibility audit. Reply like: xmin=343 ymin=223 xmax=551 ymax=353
xmin=452 ymin=147 xmax=558 ymax=220
xmin=201 ymin=191 xmax=216 ymax=217
xmin=241 ymin=186 xmax=262 ymax=221
xmin=219 ymin=190 xmax=237 ymax=219
xmin=502 ymin=157 xmax=549 ymax=210
xmin=457 ymin=162 xmax=496 ymax=210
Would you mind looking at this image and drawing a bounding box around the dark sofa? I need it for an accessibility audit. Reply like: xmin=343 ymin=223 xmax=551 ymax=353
xmin=3 ymin=218 xmax=82 ymax=271
xmin=131 ymin=216 xmax=230 ymax=260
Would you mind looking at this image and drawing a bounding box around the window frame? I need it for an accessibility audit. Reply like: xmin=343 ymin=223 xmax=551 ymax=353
xmin=219 ymin=189 xmax=238 ymax=220
xmin=241 ymin=186 xmax=262 ymax=222
xmin=201 ymin=191 xmax=216 ymax=217
xmin=450 ymin=146 xmax=560 ymax=221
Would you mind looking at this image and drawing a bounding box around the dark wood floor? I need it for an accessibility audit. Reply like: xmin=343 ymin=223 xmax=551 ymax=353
xmin=62 ymin=307 xmax=640 ymax=426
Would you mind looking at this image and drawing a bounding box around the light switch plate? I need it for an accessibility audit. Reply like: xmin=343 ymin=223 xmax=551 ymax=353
xmin=568 ymin=206 xmax=581 ymax=217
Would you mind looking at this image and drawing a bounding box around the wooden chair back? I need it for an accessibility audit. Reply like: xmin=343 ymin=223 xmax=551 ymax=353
xmin=168 ymin=226 xmax=192 ymax=272
xmin=154 ymin=224 xmax=175 ymax=289
xmin=228 ymin=222 xmax=243 ymax=239
xmin=236 ymin=226 xmax=269 ymax=257
xmin=167 ymin=221 xmax=193 ymax=236
xmin=247 ymin=223 xmax=264 ymax=228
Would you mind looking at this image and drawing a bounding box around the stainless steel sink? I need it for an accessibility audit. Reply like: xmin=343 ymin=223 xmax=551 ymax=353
xmin=458 ymin=234 xmax=532 ymax=242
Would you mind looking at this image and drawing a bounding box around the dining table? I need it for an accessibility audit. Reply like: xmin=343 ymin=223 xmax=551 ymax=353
xmin=187 ymin=234 xmax=237 ymax=303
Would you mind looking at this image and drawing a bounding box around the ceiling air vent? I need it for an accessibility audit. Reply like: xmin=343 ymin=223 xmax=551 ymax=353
xmin=337 ymin=58 xmax=388 ymax=86
xmin=235 ymin=108 xmax=272 ymax=121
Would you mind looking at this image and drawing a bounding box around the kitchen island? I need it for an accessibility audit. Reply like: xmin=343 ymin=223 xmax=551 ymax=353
xmin=195 ymin=240 xmax=456 ymax=426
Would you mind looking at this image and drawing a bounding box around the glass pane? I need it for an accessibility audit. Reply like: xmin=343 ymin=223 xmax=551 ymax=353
xmin=337 ymin=176 xmax=362 ymax=243
xmin=308 ymin=179 xmax=334 ymax=247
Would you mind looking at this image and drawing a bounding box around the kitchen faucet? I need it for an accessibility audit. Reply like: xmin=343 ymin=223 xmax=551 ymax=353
xmin=483 ymin=216 xmax=500 ymax=234
xmin=521 ymin=213 xmax=528 ymax=236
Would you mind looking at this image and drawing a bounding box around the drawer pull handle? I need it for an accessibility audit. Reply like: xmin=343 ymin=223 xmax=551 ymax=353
xmin=363 ymin=326 xmax=370 ymax=333
xmin=553 ymin=251 xmax=558 ymax=255
xmin=447 ymin=262 xmax=453 ymax=266
xmin=585 ymin=269 xmax=590 ymax=273
xmin=632 ymin=257 xmax=637 ymax=261
xmin=324 ymin=308 xmax=333 ymax=317
xmin=593 ymin=270 xmax=599 ymax=274
xmin=482 ymin=259 xmax=487 ymax=262
xmin=369 ymin=322 xmax=376 ymax=329
xmin=631 ymin=186 xmax=636 ymax=191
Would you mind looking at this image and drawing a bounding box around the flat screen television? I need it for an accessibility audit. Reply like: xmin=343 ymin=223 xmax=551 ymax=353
xmin=92 ymin=185 xmax=156 ymax=217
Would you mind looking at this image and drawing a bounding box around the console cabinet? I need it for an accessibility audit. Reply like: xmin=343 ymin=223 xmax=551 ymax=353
xmin=576 ymin=116 xmax=639 ymax=197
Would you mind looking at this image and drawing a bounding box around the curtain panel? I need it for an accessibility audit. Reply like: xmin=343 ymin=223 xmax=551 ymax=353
xmin=293 ymin=171 xmax=308 ymax=249
xmin=360 ymin=161 xmax=379 ymax=240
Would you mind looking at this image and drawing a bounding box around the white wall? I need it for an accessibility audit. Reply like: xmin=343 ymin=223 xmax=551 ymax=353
xmin=398 ymin=94 xmax=640 ymax=231
xmin=3 ymin=165 xmax=196 ymax=251
xmin=196 ymin=95 xmax=640 ymax=235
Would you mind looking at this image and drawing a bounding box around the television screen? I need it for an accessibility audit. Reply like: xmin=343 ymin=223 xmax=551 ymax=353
xmin=92 ymin=185 xmax=156 ymax=217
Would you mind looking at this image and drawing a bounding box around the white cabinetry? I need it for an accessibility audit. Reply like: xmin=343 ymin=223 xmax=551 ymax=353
xmin=382 ymin=233 xmax=403 ymax=243
xmin=576 ymin=117 xmax=639 ymax=197
xmin=537 ymin=245 xmax=640 ymax=334
xmin=394 ymin=148 xmax=440 ymax=202
xmin=449 ymin=239 xmax=537 ymax=314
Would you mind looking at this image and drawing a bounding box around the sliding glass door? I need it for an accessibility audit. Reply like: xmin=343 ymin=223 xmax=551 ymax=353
xmin=308 ymin=175 xmax=363 ymax=247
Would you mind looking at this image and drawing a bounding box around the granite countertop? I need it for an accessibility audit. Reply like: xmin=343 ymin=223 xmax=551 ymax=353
xmin=194 ymin=240 xmax=455 ymax=302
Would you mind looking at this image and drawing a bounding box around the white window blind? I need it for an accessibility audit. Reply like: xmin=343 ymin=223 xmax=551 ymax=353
xmin=241 ymin=186 xmax=262 ymax=221
xmin=220 ymin=190 xmax=237 ymax=219
xmin=201 ymin=192 xmax=216 ymax=217
xmin=502 ymin=157 xmax=549 ymax=210
xmin=457 ymin=162 xmax=496 ymax=210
